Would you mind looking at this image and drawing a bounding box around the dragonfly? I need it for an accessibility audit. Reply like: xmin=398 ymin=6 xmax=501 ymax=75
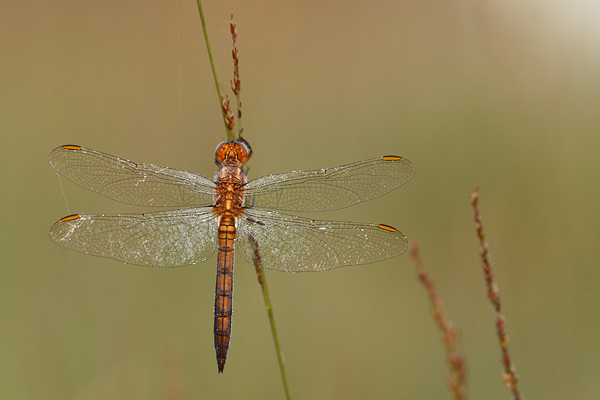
xmin=48 ymin=139 xmax=415 ymax=372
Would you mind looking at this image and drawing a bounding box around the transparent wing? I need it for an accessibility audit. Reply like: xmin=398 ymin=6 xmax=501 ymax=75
xmin=244 ymin=156 xmax=415 ymax=212
xmin=49 ymin=145 xmax=216 ymax=207
xmin=49 ymin=207 xmax=217 ymax=267
xmin=237 ymin=208 xmax=407 ymax=272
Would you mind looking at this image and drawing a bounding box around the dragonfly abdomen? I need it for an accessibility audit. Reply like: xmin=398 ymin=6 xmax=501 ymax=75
xmin=214 ymin=212 xmax=237 ymax=373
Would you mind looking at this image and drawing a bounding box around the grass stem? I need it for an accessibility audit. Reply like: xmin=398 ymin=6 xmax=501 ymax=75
xmin=195 ymin=0 xmax=234 ymax=140
xmin=249 ymin=233 xmax=292 ymax=400
xmin=410 ymin=242 xmax=467 ymax=400
xmin=471 ymin=187 xmax=523 ymax=400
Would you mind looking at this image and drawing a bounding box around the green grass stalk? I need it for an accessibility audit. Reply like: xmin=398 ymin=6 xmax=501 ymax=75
xmin=195 ymin=0 xmax=234 ymax=140
xmin=249 ymin=233 xmax=292 ymax=400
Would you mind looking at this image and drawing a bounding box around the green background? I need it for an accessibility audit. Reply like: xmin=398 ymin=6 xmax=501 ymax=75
xmin=2 ymin=0 xmax=599 ymax=398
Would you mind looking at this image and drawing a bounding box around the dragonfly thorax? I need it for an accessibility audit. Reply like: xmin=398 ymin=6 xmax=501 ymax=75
xmin=214 ymin=166 xmax=246 ymax=218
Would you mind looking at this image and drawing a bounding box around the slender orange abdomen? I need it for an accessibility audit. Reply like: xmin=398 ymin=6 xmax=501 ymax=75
xmin=214 ymin=213 xmax=237 ymax=373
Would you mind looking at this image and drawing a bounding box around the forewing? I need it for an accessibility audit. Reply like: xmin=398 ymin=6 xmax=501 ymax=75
xmin=49 ymin=145 xmax=216 ymax=207
xmin=237 ymin=208 xmax=407 ymax=272
xmin=49 ymin=207 xmax=217 ymax=267
xmin=244 ymin=156 xmax=415 ymax=212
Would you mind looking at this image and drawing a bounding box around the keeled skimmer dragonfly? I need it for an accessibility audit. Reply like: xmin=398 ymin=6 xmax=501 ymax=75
xmin=49 ymin=139 xmax=415 ymax=372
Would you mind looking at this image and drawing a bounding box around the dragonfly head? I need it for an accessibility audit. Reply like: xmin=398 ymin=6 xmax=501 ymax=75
xmin=215 ymin=138 xmax=253 ymax=167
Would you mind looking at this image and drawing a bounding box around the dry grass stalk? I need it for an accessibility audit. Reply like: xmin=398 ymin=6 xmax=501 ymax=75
xmin=470 ymin=187 xmax=522 ymax=400
xmin=410 ymin=242 xmax=467 ymax=400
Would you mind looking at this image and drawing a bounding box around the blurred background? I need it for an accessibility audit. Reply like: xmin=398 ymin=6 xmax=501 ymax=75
xmin=2 ymin=0 xmax=599 ymax=398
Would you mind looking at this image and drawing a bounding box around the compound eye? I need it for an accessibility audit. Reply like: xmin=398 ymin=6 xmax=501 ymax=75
xmin=214 ymin=141 xmax=229 ymax=164
xmin=236 ymin=146 xmax=249 ymax=163
xmin=238 ymin=138 xmax=253 ymax=163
